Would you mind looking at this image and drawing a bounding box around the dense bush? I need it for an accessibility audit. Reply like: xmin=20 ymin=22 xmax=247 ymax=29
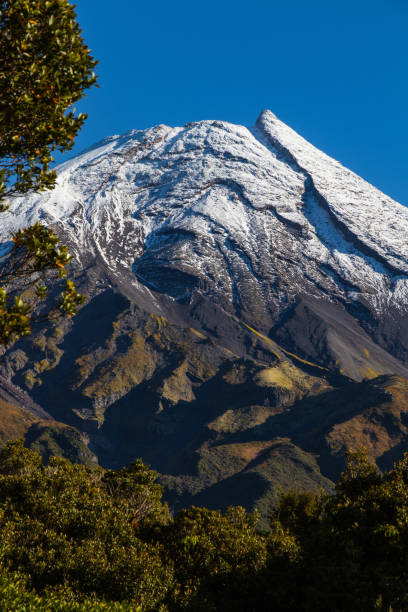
xmin=0 ymin=567 xmax=134 ymax=611
xmin=0 ymin=442 xmax=408 ymax=610
xmin=0 ymin=441 xmax=172 ymax=609
xmin=150 ymin=506 xmax=267 ymax=611
xmin=271 ymin=450 xmax=408 ymax=611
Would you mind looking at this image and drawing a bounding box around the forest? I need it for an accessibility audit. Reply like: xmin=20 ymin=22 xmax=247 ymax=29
xmin=0 ymin=440 xmax=405 ymax=611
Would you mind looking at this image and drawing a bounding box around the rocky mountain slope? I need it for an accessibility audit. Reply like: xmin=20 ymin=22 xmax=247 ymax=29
xmin=1 ymin=110 xmax=408 ymax=518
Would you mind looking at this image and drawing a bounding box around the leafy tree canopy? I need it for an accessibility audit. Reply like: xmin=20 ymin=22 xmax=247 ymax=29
xmin=1 ymin=444 xmax=408 ymax=610
xmin=0 ymin=0 xmax=97 ymax=345
xmin=0 ymin=440 xmax=172 ymax=608
xmin=0 ymin=0 xmax=97 ymax=203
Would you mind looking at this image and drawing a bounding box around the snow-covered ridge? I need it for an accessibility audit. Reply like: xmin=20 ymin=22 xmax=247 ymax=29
xmin=1 ymin=110 xmax=408 ymax=324
xmin=256 ymin=110 xmax=408 ymax=274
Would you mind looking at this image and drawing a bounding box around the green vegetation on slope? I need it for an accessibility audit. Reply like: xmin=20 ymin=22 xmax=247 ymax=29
xmin=5 ymin=298 xmax=408 ymax=534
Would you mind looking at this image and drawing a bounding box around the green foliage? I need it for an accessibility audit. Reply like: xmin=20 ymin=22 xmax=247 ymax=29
xmin=0 ymin=223 xmax=86 ymax=344
xmin=0 ymin=0 xmax=96 ymax=345
xmin=1 ymin=442 xmax=408 ymax=610
xmin=0 ymin=441 xmax=172 ymax=609
xmin=0 ymin=285 xmax=31 ymax=344
xmin=0 ymin=0 xmax=97 ymax=202
xmin=25 ymin=422 xmax=97 ymax=466
xmin=102 ymin=459 xmax=169 ymax=526
xmin=150 ymin=506 xmax=267 ymax=611
xmin=0 ymin=567 xmax=135 ymax=610
xmin=268 ymin=449 xmax=408 ymax=611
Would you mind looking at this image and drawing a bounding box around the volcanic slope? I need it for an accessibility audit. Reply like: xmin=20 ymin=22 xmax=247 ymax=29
xmin=1 ymin=110 xmax=408 ymax=517
xmin=3 ymin=109 xmax=408 ymax=379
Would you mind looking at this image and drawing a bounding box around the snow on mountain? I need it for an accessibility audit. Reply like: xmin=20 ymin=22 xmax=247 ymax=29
xmin=2 ymin=110 xmax=408 ymax=378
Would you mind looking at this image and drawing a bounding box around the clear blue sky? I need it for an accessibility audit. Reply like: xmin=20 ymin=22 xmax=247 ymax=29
xmin=62 ymin=0 xmax=408 ymax=205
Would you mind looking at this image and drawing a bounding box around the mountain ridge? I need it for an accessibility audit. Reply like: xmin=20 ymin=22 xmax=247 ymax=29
xmin=1 ymin=110 xmax=408 ymax=518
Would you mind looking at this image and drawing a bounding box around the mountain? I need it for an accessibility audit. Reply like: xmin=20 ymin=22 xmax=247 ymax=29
xmin=1 ymin=110 xmax=408 ymax=518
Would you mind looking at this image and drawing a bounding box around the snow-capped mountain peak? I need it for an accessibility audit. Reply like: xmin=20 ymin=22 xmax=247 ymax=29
xmin=2 ymin=110 xmax=408 ymax=380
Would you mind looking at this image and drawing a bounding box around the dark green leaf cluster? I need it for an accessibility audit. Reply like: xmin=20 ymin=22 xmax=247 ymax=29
xmin=2 ymin=444 xmax=408 ymax=610
xmin=265 ymin=449 xmax=408 ymax=611
xmin=0 ymin=0 xmax=97 ymax=203
xmin=0 ymin=222 xmax=85 ymax=344
xmin=0 ymin=441 xmax=171 ymax=609
xmin=0 ymin=568 xmax=136 ymax=609
xmin=151 ymin=506 xmax=268 ymax=611
xmin=0 ymin=0 xmax=96 ymax=346
xmin=11 ymin=222 xmax=73 ymax=273
xmin=0 ymin=285 xmax=31 ymax=343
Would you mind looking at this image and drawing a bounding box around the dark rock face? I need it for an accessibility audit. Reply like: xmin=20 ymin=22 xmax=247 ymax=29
xmin=270 ymin=296 xmax=408 ymax=381
xmin=1 ymin=110 xmax=408 ymax=518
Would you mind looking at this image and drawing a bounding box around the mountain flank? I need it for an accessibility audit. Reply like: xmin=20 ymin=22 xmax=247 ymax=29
xmin=1 ymin=110 xmax=408 ymax=518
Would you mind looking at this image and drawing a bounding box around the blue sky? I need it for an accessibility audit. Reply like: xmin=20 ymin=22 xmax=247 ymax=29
xmin=63 ymin=0 xmax=408 ymax=204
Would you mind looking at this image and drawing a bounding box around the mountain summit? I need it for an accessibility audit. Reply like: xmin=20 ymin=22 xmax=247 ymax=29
xmin=2 ymin=111 xmax=408 ymax=516
xmin=3 ymin=110 xmax=408 ymax=379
